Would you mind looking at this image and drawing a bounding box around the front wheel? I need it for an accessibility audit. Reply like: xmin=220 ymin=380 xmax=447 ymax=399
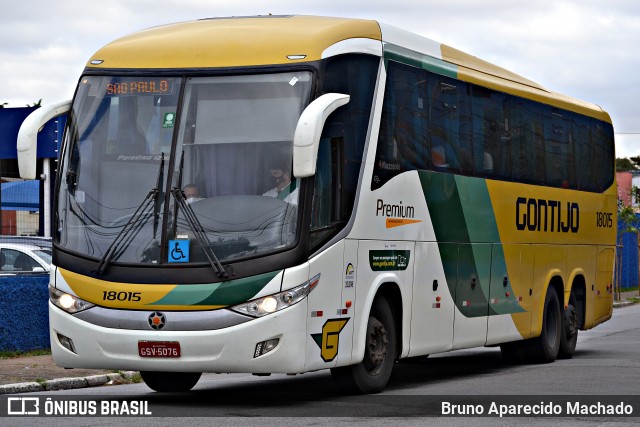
xmin=331 ymin=297 xmax=396 ymax=394
xmin=140 ymin=371 xmax=201 ymax=392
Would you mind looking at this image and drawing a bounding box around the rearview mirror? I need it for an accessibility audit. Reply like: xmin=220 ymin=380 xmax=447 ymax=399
xmin=292 ymin=93 xmax=349 ymax=178
xmin=17 ymin=100 xmax=71 ymax=179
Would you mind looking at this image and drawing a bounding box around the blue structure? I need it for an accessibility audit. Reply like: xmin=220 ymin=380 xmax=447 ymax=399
xmin=617 ymin=213 xmax=640 ymax=289
xmin=0 ymin=275 xmax=50 ymax=351
xmin=0 ymin=107 xmax=63 ymax=351
xmin=0 ymin=180 xmax=39 ymax=211
xmin=0 ymin=107 xmax=62 ymax=160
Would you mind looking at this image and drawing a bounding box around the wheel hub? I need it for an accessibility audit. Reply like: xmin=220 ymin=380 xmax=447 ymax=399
xmin=364 ymin=318 xmax=388 ymax=375
xmin=565 ymin=304 xmax=578 ymax=337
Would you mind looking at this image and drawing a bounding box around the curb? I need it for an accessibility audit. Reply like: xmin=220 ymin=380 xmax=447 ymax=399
xmin=613 ymin=301 xmax=636 ymax=308
xmin=0 ymin=371 xmax=139 ymax=395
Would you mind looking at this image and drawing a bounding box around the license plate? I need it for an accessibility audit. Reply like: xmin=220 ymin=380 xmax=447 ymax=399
xmin=138 ymin=341 xmax=181 ymax=358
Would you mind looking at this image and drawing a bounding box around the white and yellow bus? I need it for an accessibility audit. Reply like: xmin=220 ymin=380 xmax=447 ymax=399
xmin=18 ymin=15 xmax=616 ymax=393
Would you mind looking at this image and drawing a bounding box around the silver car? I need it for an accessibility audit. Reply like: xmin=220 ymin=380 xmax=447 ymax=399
xmin=0 ymin=243 xmax=51 ymax=274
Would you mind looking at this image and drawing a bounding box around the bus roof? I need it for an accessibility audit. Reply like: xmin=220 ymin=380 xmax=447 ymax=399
xmin=87 ymin=16 xmax=382 ymax=69
xmin=86 ymin=15 xmax=610 ymax=123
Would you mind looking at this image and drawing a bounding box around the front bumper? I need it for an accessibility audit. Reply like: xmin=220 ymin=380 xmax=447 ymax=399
xmin=49 ymin=300 xmax=308 ymax=374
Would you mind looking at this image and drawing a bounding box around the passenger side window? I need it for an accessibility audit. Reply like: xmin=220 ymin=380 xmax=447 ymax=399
xmin=471 ymin=86 xmax=509 ymax=179
xmin=544 ymin=108 xmax=575 ymax=189
xmin=373 ymin=60 xmax=613 ymax=193
xmin=431 ymin=78 xmax=473 ymax=175
xmin=509 ymin=98 xmax=545 ymax=186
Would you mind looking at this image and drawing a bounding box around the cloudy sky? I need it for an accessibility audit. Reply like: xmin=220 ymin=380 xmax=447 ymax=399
xmin=1 ymin=0 xmax=638 ymax=157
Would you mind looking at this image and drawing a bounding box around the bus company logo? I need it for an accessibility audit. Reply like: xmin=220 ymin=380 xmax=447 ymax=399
xmin=515 ymin=197 xmax=579 ymax=233
xmin=148 ymin=312 xmax=166 ymax=330
xmin=376 ymin=199 xmax=421 ymax=228
xmin=311 ymin=318 xmax=350 ymax=362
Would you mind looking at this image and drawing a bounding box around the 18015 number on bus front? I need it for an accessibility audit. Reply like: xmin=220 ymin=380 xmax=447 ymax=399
xmin=102 ymin=291 xmax=142 ymax=302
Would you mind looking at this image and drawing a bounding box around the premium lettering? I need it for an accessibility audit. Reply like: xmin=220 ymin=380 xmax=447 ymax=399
xmin=516 ymin=197 xmax=579 ymax=233
xmin=376 ymin=199 xmax=414 ymax=218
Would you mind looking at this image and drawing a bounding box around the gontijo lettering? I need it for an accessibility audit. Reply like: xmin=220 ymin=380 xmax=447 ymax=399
xmin=516 ymin=197 xmax=579 ymax=233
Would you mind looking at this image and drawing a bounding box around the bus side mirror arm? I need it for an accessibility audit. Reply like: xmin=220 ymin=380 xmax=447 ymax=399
xmin=17 ymin=100 xmax=72 ymax=179
xmin=293 ymin=93 xmax=349 ymax=178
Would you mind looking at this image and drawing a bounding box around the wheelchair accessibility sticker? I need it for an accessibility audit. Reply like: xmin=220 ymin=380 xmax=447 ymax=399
xmin=168 ymin=240 xmax=189 ymax=263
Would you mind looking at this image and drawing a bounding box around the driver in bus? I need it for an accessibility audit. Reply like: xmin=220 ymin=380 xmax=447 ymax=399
xmin=262 ymin=164 xmax=298 ymax=205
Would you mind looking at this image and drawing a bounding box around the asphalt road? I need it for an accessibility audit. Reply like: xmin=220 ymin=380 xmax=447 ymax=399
xmin=4 ymin=304 xmax=640 ymax=426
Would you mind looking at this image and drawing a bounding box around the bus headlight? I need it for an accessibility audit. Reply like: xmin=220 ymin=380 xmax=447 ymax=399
xmin=231 ymin=273 xmax=320 ymax=318
xmin=49 ymin=285 xmax=95 ymax=314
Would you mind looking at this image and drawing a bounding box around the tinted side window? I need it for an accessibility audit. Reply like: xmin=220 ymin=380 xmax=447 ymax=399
xmin=510 ymin=98 xmax=545 ymax=185
xmin=431 ymin=77 xmax=473 ymax=175
xmin=472 ymin=86 xmax=509 ymax=179
xmin=373 ymin=60 xmax=614 ymax=193
xmin=543 ymin=108 xmax=575 ymax=189
xmin=573 ymin=115 xmax=593 ymax=191
xmin=373 ymin=61 xmax=429 ymax=189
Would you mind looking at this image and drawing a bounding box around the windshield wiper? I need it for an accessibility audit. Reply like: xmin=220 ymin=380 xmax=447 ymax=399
xmin=170 ymin=187 xmax=229 ymax=278
xmin=152 ymin=153 xmax=165 ymax=238
xmin=171 ymin=152 xmax=229 ymax=278
xmin=94 ymin=156 xmax=165 ymax=275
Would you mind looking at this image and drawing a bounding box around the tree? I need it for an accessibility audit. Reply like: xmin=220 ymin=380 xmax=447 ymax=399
xmin=616 ymin=157 xmax=639 ymax=172
xmin=0 ymin=102 xmax=7 ymax=108
xmin=26 ymin=99 xmax=42 ymax=107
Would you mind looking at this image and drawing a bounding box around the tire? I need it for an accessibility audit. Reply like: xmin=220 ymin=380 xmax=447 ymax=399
xmin=558 ymin=293 xmax=578 ymax=359
xmin=140 ymin=371 xmax=201 ymax=392
xmin=526 ymin=287 xmax=561 ymax=363
xmin=331 ymin=297 xmax=396 ymax=394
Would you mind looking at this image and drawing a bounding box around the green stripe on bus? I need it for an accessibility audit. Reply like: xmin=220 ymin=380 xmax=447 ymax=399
xmin=384 ymin=44 xmax=458 ymax=79
xmin=151 ymin=270 xmax=281 ymax=307
xmin=419 ymin=171 xmax=524 ymax=317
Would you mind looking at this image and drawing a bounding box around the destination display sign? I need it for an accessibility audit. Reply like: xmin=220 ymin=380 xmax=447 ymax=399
xmin=105 ymin=79 xmax=175 ymax=96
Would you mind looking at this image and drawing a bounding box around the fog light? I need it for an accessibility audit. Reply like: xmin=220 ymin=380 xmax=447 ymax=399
xmin=57 ymin=333 xmax=77 ymax=354
xmin=254 ymin=338 xmax=279 ymax=358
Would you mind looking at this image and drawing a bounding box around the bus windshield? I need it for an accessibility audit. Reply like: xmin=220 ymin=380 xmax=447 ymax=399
xmin=56 ymin=72 xmax=312 ymax=265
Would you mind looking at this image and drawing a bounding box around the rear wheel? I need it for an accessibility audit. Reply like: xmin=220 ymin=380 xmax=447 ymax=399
xmin=331 ymin=297 xmax=396 ymax=394
xmin=527 ymin=287 xmax=561 ymax=363
xmin=140 ymin=371 xmax=201 ymax=392
xmin=558 ymin=292 xmax=579 ymax=359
